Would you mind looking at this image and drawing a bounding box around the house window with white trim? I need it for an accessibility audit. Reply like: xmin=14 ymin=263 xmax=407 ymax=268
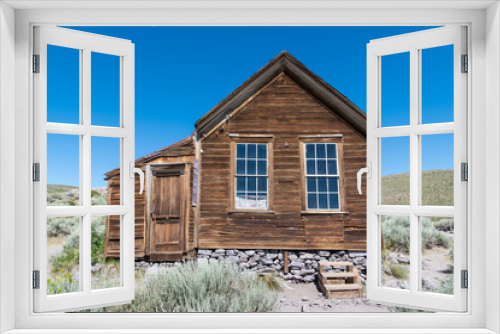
xmin=235 ymin=143 xmax=268 ymax=209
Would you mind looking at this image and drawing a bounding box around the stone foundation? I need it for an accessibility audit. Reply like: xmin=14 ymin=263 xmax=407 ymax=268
xmin=196 ymin=249 xmax=367 ymax=283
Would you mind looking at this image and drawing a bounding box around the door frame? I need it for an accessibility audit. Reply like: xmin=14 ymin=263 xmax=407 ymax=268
xmin=145 ymin=163 xmax=191 ymax=260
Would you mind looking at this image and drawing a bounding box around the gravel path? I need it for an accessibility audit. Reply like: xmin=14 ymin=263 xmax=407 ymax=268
xmin=276 ymin=282 xmax=390 ymax=313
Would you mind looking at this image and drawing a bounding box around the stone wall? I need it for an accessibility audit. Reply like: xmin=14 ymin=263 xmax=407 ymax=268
xmin=196 ymin=249 xmax=367 ymax=283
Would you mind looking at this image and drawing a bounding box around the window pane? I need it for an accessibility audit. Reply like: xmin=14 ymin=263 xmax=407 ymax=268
xmin=47 ymin=134 xmax=80 ymax=206
xmin=318 ymin=194 xmax=328 ymax=209
xmin=327 ymin=160 xmax=338 ymax=175
xmin=235 ymin=192 xmax=246 ymax=208
xmin=305 ymin=144 xmax=315 ymax=158
xmin=91 ymin=137 xmax=120 ymax=206
xmin=236 ymin=159 xmax=245 ymax=174
xmin=92 ymin=215 xmax=121 ymax=290
xmin=328 ymin=177 xmax=339 ymax=193
xmin=381 ymin=136 xmax=410 ymax=205
xmin=381 ymin=215 xmax=410 ymax=290
xmin=236 ymin=176 xmax=246 ymax=192
xmin=421 ymin=45 xmax=454 ymax=124
xmin=247 ymin=176 xmax=256 ymax=192
xmin=381 ymin=52 xmax=410 ymax=127
xmin=257 ymin=161 xmax=267 ymax=175
xmin=420 ymin=216 xmax=454 ymax=295
xmin=306 ymin=160 xmax=316 ymax=175
xmin=47 ymin=45 xmax=80 ymax=124
xmin=47 ymin=216 xmax=81 ymax=295
xmin=257 ymin=177 xmax=267 ymax=192
xmin=247 ymin=193 xmax=257 ymax=207
xmin=91 ymin=52 xmax=120 ymax=127
xmin=236 ymin=144 xmax=246 ymax=158
xmin=307 ymin=177 xmax=317 ymax=192
xmin=317 ymin=177 xmax=327 ymax=192
xmin=326 ymin=144 xmax=337 ymax=158
xmin=317 ymin=160 xmax=327 ymax=175
xmin=307 ymin=194 xmax=318 ymax=209
xmin=257 ymin=144 xmax=267 ymax=159
xmin=421 ymin=133 xmax=454 ymax=206
xmin=316 ymin=143 xmax=326 ymax=158
xmin=247 ymin=144 xmax=256 ymax=158
xmin=247 ymin=160 xmax=256 ymax=175
xmin=329 ymin=193 xmax=340 ymax=209
xmin=257 ymin=192 xmax=268 ymax=209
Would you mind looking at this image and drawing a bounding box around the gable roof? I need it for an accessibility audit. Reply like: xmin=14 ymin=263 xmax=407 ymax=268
xmin=195 ymin=51 xmax=366 ymax=138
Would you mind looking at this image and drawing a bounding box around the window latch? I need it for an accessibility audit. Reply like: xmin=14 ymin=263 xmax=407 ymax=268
xmin=33 ymin=270 xmax=40 ymax=289
xmin=357 ymin=162 xmax=371 ymax=195
xmin=130 ymin=162 xmax=144 ymax=195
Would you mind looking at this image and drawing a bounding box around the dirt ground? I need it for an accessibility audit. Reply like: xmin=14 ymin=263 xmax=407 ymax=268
xmin=276 ymin=281 xmax=390 ymax=313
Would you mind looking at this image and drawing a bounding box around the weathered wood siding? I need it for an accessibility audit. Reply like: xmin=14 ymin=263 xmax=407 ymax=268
xmin=198 ymin=73 xmax=366 ymax=250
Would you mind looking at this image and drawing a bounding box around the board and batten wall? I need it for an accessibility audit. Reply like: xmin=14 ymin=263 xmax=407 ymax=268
xmin=198 ymin=73 xmax=367 ymax=250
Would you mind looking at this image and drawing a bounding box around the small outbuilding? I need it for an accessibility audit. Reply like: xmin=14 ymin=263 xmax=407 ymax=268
xmin=104 ymin=51 xmax=367 ymax=261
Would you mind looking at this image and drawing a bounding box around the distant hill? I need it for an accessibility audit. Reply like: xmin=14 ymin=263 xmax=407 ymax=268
xmin=47 ymin=184 xmax=77 ymax=194
xmin=381 ymin=169 xmax=454 ymax=206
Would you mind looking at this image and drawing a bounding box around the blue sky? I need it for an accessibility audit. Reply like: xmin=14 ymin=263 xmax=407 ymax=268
xmin=46 ymin=26 xmax=454 ymax=188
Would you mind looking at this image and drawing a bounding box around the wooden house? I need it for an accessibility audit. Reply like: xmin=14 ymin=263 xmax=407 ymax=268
xmin=104 ymin=51 xmax=367 ymax=261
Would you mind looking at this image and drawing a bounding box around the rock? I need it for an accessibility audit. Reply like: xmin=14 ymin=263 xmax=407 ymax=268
xmin=338 ymin=251 xmax=346 ymax=256
xmin=249 ymin=262 xmax=258 ymax=268
xmin=210 ymin=252 xmax=221 ymax=258
xmin=261 ymin=258 xmax=273 ymax=265
xmin=290 ymin=269 xmax=301 ymax=275
xmin=301 ymin=268 xmax=315 ymax=275
xmin=399 ymin=281 xmax=410 ymax=290
xmin=226 ymin=249 xmax=237 ymax=256
xmin=289 ymin=261 xmax=305 ymax=269
xmin=244 ymin=250 xmax=255 ymax=256
xmin=239 ymin=256 xmax=248 ymax=263
xmin=302 ymin=296 xmax=309 ymax=301
xmin=349 ymin=251 xmax=367 ymax=257
xmin=303 ymin=275 xmax=315 ymax=283
xmin=238 ymin=252 xmax=248 ymax=258
xmin=280 ymin=298 xmax=286 ymax=303
xmin=353 ymin=257 xmax=367 ymax=266
xmin=443 ymin=264 xmax=453 ymax=274
xmin=239 ymin=262 xmax=250 ymax=269
xmin=227 ymin=256 xmax=239 ymax=263
xmin=249 ymin=255 xmax=260 ymax=262
xmin=197 ymin=258 xmax=209 ymax=265
xmin=396 ymin=255 xmax=410 ymax=264
xmin=292 ymin=275 xmax=304 ymax=282
xmin=302 ymin=304 xmax=310 ymax=312
xmin=282 ymin=274 xmax=293 ymax=281
xmin=312 ymin=299 xmax=321 ymax=306
xmin=258 ymin=268 xmax=275 ymax=274
xmin=386 ymin=256 xmax=399 ymax=264
xmin=289 ymin=254 xmax=298 ymax=261
xmin=198 ymin=249 xmax=212 ymax=256
xmin=300 ymin=253 xmax=315 ymax=260
xmin=383 ymin=265 xmax=392 ymax=275
xmin=256 ymin=250 xmax=266 ymax=256
xmin=333 ymin=299 xmax=340 ymax=305
xmin=383 ymin=280 xmax=399 ymax=288
xmin=267 ymin=253 xmax=279 ymax=260
xmin=323 ymin=265 xmax=332 ymax=271
xmin=318 ymin=250 xmax=331 ymax=257
xmin=215 ymin=248 xmax=225 ymax=254
xmin=422 ymin=277 xmax=439 ymax=291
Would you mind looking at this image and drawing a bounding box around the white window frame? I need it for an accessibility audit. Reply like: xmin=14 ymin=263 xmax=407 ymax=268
xmin=32 ymin=26 xmax=136 ymax=312
xmin=1 ymin=2 xmax=498 ymax=333
xmin=234 ymin=143 xmax=269 ymax=210
xmin=304 ymin=142 xmax=342 ymax=211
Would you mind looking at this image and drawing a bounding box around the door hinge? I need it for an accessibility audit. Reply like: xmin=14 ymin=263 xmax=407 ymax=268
xmin=461 ymin=270 xmax=468 ymax=289
xmin=461 ymin=54 xmax=468 ymax=73
xmin=33 ymin=163 xmax=40 ymax=182
xmin=33 ymin=270 xmax=40 ymax=289
xmin=461 ymin=162 xmax=468 ymax=182
xmin=33 ymin=54 xmax=40 ymax=73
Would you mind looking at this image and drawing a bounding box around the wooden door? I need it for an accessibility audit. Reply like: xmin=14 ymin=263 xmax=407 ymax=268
xmin=149 ymin=170 xmax=185 ymax=259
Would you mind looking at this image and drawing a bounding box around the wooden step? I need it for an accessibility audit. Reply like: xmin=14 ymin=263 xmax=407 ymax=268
xmin=322 ymin=283 xmax=362 ymax=291
xmin=319 ymin=261 xmax=353 ymax=267
xmin=321 ymin=272 xmax=358 ymax=278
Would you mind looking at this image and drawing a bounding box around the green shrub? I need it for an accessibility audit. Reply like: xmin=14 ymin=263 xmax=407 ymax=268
xmin=47 ymin=272 xmax=79 ymax=295
xmin=49 ymin=216 xmax=107 ymax=273
xmin=256 ymin=271 xmax=286 ymax=291
xmin=91 ymin=195 xmax=107 ymax=206
xmin=433 ymin=218 xmax=454 ymax=232
xmin=382 ymin=216 xmax=452 ymax=252
xmin=47 ymin=217 xmax=79 ymax=237
xmin=84 ymin=262 xmax=279 ymax=313
xmin=387 ymin=263 xmax=408 ymax=280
